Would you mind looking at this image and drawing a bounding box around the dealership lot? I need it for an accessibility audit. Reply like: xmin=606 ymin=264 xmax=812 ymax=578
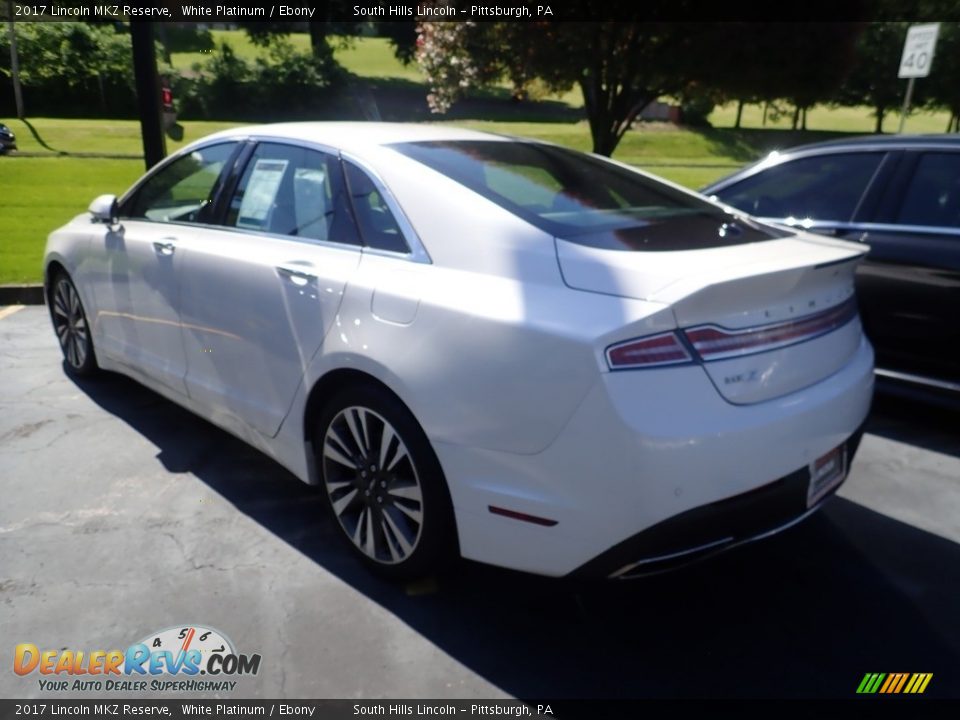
xmin=1 ymin=305 xmax=958 ymax=699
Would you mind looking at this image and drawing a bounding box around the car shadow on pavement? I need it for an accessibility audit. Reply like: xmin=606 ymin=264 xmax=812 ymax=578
xmin=68 ymin=370 xmax=960 ymax=699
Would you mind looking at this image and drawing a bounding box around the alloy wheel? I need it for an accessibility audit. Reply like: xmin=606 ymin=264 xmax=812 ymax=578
xmin=322 ymin=406 xmax=425 ymax=564
xmin=52 ymin=277 xmax=89 ymax=370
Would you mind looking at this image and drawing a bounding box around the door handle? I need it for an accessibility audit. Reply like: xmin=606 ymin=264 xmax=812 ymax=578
xmin=153 ymin=239 xmax=176 ymax=256
xmin=276 ymin=265 xmax=317 ymax=285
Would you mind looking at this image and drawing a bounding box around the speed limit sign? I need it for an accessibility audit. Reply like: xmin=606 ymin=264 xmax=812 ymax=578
xmin=898 ymin=23 xmax=940 ymax=78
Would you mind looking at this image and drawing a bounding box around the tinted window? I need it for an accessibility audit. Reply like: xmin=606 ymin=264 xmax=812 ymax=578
xmin=392 ymin=140 xmax=783 ymax=251
xmin=123 ymin=143 xmax=235 ymax=223
xmin=896 ymin=152 xmax=960 ymax=228
xmin=714 ymin=152 xmax=883 ymax=222
xmin=344 ymin=162 xmax=409 ymax=253
xmin=226 ymin=142 xmax=360 ymax=245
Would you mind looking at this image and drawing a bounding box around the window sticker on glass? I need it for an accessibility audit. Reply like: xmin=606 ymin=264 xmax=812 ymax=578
xmin=237 ymin=159 xmax=289 ymax=229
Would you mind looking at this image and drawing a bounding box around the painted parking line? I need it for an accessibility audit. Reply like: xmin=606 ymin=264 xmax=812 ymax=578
xmin=0 ymin=306 xmax=26 ymax=321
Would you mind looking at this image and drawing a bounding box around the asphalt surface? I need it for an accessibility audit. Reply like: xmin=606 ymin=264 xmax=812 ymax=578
xmin=1 ymin=305 xmax=958 ymax=700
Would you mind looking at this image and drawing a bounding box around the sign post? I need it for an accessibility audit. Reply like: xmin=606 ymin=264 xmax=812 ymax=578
xmin=897 ymin=23 xmax=940 ymax=134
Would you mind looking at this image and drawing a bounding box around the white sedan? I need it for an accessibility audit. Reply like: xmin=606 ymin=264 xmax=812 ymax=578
xmin=43 ymin=123 xmax=874 ymax=579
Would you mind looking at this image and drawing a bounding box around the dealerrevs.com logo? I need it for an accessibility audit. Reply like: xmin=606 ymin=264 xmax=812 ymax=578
xmin=14 ymin=625 xmax=261 ymax=693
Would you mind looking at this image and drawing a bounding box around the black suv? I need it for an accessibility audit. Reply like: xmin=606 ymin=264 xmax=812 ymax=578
xmin=703 ymin=135 xmax=960 ymax=398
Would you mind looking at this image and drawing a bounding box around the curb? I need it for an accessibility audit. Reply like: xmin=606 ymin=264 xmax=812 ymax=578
xmin=0 ymin=284 xmax=45 ymax=306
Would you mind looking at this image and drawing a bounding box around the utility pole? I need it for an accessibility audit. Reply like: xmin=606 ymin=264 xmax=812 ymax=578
xmin=6 ymin=0 xmax=24 ymax=119
xmin=130 ymin=21 xmax=166 ymax=170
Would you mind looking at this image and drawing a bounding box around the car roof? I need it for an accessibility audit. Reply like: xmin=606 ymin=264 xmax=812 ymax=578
xmin=777 ymin=133 xmax=960 ymax=154
xmin=702 ymin=133 xmax=960 ymax=192
xmin=190 ymin=121 xmax=512 ymax=155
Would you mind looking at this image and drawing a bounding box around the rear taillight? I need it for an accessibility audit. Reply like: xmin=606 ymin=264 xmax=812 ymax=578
xmin=684 ymin=297 xmax=858 ymax=361
xmin=606 ymin=331 xmax=692 ymax=369
xmin=606 ymin=297 xmax=857 ymax=370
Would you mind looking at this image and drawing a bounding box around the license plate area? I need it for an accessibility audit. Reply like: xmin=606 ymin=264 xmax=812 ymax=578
xmin=807 ymin=444 xmax=847 ymax=508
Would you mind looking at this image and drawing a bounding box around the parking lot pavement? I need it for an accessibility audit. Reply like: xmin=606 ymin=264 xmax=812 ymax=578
xmin=2 ymin=305 xmax=959 ymax=700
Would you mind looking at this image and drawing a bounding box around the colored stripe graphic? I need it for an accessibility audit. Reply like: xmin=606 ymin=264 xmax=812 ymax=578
xmin=892 ymin=673 xmax=909 ymax=693
xmin=857 ymin=672 xmax=932 ymax=694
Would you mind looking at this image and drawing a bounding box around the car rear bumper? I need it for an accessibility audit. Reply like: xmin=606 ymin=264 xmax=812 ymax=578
xmin=571 ymin=425 xmax=864 ymax=579
xmin=435 ymin=336 xmax=874 ymax=577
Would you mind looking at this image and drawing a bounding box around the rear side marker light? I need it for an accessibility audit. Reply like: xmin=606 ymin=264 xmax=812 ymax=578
xmin=488 ymin=506 xmax=558 ymax=527
xmin=606 ymin=331 xmax=693 ymax=369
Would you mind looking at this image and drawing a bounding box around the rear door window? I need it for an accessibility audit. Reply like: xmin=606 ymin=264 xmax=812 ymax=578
xmin=896 ymin=152 xmax=960 ymax=229
xmin=714 ymin=152 xmax=885 ymax=222
xmin=225 ymin=142 xmax=361 ymax=246
xmin=343 ymin=162 xmax=410 ymax=253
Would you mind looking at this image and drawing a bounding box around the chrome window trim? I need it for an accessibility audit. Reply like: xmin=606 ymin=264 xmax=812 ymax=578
xmin=339 ymin=150 xmax=432 ymax=265
xmin=117 ymin=135 xmax=433 ymax=263
xmin=761 ymin=218 xmax=960 ymax=239
xmin=176 ymin=222 xmax=366 ymax=256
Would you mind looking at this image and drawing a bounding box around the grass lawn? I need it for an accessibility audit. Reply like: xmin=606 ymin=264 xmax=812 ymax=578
xmin=711 ymin=101 xmax=952 ymax=135
xmin=0 ymin=158 xmax=143 ymax=284
xmin=1 ymin=118 xmax=243 ymax=155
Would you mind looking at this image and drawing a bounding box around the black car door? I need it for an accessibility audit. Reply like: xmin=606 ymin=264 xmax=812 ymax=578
xmin=854 ymin=149 xmax=960 ymax=386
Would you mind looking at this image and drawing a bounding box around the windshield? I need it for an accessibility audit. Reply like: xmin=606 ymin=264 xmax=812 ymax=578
xmin=390 ymin=140 xmax=787 ymax=251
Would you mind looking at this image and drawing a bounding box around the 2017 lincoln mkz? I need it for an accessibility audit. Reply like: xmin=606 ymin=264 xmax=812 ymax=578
xmin=43 ymin=123 xmax=874 ymax=579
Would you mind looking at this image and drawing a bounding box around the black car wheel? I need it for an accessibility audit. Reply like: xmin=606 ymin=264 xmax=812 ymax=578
xmin=50 ymin=272 xmax=98 ymax=376
xmin=314 ymin=384 xmax=457 ymax=580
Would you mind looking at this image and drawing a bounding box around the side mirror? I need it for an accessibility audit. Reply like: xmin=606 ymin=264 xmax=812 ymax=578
xmin=89 ymin=194 xmax=119 ymax=225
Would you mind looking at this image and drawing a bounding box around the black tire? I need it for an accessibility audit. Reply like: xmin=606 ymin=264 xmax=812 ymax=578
xmin=313 ymin=384 xmax=458 ymax=580
xmin=49 ymin=271 xmax=98 ymax=377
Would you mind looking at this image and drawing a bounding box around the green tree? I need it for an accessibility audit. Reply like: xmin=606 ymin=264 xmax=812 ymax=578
xmin=924 ymin=22 xmax=960 ymax=132
xmin=417 ymin=11 xmax=725 ymax=156
xmin=0 ymin=22 xmax=148 ymax=114
xmin=840 ymin=22 xmax=911 ymax=133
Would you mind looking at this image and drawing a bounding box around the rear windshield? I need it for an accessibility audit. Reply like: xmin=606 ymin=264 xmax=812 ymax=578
xmin=390 ymin=140 xmax=787 ymax=251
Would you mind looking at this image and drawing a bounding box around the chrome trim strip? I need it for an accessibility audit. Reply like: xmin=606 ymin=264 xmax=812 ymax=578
xmin=609 ymin=537 xmax=734 ymax=578
xmin=875 ymin=368 xmax=960 ymax=393
xmin=853 ymin=221 xmax=960 ymax=238
xmin=683 ymin=296 xmax=859 ymax=362
xmin=610 ymin=502 xmax=827 ymax=580
xmin=756 ymin=219 xmax=960 ymax=239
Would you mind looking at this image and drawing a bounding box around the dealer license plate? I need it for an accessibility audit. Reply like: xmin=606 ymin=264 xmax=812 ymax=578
xmin=807 ymin=444 xmax=847 ymax=508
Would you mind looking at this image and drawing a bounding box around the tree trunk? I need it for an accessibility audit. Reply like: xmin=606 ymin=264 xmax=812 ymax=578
xmin=801 ymin=107 xmax=807 ymax=131
xmin=579 ymin=77 xmax=620 ymax=157
xmin=875 ymin=108 xmax=885 ymax=134
xmin=308 ymin=21 xmax=329 ymax=59
xmin=97 ymin=73 xmax=107 ymax=114
xmin=791 ymin=105 xmax=800 ymax=130
xmin=734 ymin=100 xmax=744 ymax=129
xmin=762 ymin=102 xmax=768 ymax=127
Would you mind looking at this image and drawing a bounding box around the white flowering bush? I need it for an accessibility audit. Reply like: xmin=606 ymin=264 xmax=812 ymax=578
xmin=415 ymin=20 xmax=480 ymax=113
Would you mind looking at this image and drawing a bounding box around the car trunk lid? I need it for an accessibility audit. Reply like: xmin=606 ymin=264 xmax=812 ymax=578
xmin=557 ymin=233 xmax=867 ymax=403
